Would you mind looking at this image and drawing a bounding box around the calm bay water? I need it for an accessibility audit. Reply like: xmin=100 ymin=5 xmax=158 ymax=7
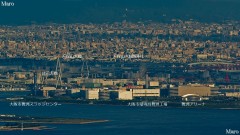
xmin=0 ymin=101 xmax=239 ymax=135
xmin=1 ymin=0 xmax=240 ymax=134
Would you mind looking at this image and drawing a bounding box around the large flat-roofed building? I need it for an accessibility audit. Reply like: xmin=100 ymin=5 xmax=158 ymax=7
xmin=118 ymin=89 xmax=160 ymax=100
xmin=118 ymin=90 xmax=133 ymax=100
xmin=149 ymin=81 xmax=159 ymax=87
xmin=101 ymin=79 xmax=130 ymax=86
xmin=40 ymin=87 xmax=57 ymax=97
xmin=86 ymin=89 xmax=99 ymax=99
xmin=178 ymin=85 xmax=211 ymax=96
xmin=226 ymin=92 xmax=240 ymax=97
xmin=137 ymin=80 xmax=146 ymax=85
xmin=132 ymin=89 xmax=160 ymax=97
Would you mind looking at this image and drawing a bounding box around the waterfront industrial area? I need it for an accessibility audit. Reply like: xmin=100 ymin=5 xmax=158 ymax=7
xmin=1 ymin=0 xmax=240 ymax=134
xmin=0 ymin=20 xmax=239 ymax=109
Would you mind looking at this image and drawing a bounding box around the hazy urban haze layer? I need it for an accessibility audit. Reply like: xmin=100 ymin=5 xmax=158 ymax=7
xmin=1 ymin=0 xmax=240 ymax=25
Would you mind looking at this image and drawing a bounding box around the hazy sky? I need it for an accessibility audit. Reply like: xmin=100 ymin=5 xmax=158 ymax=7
xmin=1 ymin=0 xmax=240 ymax=25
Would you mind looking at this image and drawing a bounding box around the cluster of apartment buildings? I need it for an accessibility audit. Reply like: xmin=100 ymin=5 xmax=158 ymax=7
xmin=0 ymin=20 xmax=240 ymax=62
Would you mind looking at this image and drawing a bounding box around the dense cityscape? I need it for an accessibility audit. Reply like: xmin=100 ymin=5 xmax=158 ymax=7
xmin=1 ymin=20 xmax=240 ymax=61
xmin=0 ymin=20 xmax=239 ymax=105
xmin=1 ymin=0 xmax=240 ymax=134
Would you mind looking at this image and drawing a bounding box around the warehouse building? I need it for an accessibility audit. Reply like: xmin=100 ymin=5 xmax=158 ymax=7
xmin=118 ymin=88 xmax=160 ymax=100
xmin=85 ymin=89 xmax=99 ymax=99
xmin=178 ymin=84 xmax=211 ymax=97
xmin=118 ymin=90 xmax=133 ymax=100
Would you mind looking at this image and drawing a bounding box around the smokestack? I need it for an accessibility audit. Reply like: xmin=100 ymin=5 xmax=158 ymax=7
xmin=33 ymin=72 xmax=37 ymax=96
xmin=145 ymin=73 xmax=149 ymax=89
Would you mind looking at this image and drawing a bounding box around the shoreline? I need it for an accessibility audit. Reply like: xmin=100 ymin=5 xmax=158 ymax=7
xmin=0 ymin=90 xmax=30 ymax=92
xmin=0 ymin=114 xmax=109 ymax=131
xmin=0 ymin=120 xmax=109 ymax=125
xmin=0 ymin=126 xmax=54 ymax=131
xmin=1 ymin=100 xmax=240 ymax=110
